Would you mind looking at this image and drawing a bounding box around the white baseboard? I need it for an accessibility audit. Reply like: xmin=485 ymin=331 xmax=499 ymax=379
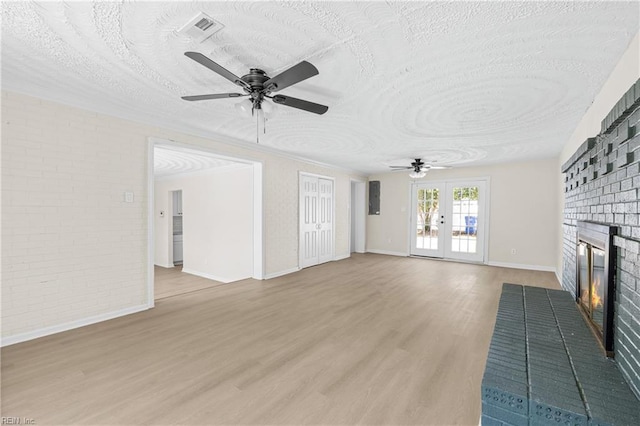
xmin=1 ymin=303 xmax=150 ymax=347
xmin=333 ymin=253 xmax=351 ymax=261
xmin=555 ymin=269 xmax=562 ymax=287
xmin=181 ymin=268 xmax=239 ymax=284
xmin=264 ymin=267 xmax=301 ymax=280
xmin=366 ymin=249 xmax=409 ymax=257
xmin=154 ymin=262 xmax=175 ymax=268
xmin=487 ymin=261 xmax=556 ymax=273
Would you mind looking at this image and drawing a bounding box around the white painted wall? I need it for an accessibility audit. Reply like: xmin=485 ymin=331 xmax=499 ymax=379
xmin=350 ymin=182 xmax=357 ymax=253
xmin=1 ymin=90 xmax=364 ymax=345
xmin=367 ymin=157 xmax=559 ymax=269
xmin=154 ymin=167 xmax=253 ymax=283
xmin=557 ymin=31 xmax=640 ymax=277
xmin=353 ymin=181 xmax=366 ymax=253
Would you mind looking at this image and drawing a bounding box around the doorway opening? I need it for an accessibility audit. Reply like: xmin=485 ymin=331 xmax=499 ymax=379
xmin=410 ymin=179 xmax=488 ymax=263
xmin=148 ymin=138 xmax=263 ymax=304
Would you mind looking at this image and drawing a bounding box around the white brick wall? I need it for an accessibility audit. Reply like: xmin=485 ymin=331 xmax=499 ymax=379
xmin=2 ymin=91 xmax=148 ymax=339
xmin=1 ymin=91 xmax=361 ymax=343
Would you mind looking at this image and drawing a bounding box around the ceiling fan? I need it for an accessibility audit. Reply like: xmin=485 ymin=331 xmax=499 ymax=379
xmin=389 ymin=158 xmax=450 ymax=178
xmin=181 ymin=51 xmax=329 ymax=116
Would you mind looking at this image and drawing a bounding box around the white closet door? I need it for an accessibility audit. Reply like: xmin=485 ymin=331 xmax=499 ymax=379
xmin=299 ymin=174 xmax=334 ymax=268
xmin=318 ymin=178 xmax=334 ymax=264
xmin=300 ymin=175 xmax=319 ymax=268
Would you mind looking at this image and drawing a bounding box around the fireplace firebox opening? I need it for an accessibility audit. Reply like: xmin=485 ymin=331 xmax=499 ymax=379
xmin=576 ymin=221 xmax=617 ymax=357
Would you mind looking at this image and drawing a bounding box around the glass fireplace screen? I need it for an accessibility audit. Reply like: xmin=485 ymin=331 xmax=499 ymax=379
xmin=578 ymin=243 xmax=607 ymax=337
xmin=576 ymin=221 xmax=617 ymax=356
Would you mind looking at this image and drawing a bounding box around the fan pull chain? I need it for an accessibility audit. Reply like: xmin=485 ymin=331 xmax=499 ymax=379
xmin=256 ymin=112 xmax=259 ymax=144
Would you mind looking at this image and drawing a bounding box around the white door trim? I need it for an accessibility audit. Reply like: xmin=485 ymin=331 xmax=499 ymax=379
xmin=147 ymin=137 xmax=264 ymax=306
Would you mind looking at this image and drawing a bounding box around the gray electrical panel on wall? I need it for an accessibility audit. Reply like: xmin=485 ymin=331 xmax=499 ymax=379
xmin=369 ymin=181 xmax=380 ymax=215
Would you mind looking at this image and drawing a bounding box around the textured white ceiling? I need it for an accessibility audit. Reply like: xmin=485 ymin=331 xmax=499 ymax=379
xmin=2 ymin=1 xmax=638 ymax=174
xmin=154 ymin=146 xmax=245 ymax=178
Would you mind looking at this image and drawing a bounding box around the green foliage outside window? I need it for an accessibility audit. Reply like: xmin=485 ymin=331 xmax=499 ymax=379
xmin=417 ymin=187 xmax=478 ymax=234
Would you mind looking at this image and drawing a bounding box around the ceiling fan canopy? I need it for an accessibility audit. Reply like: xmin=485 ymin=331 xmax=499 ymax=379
xmin=181 ymin=52 xmax=329 ymax=115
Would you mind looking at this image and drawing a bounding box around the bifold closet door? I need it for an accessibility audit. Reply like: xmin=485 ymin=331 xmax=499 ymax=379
xmin=300 ymin=175 xmax=334 ymax=268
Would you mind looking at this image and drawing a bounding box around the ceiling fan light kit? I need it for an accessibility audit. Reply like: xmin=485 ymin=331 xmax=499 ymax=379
xmin=181 ymin=51 xmax=328 ymax=143
xmin=409 ymin=170 xmax=427 ymax=179
xmin=235 ymin=98 xmax=253 ymax=115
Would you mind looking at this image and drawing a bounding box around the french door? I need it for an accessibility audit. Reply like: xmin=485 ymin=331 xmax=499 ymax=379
xmin=299 ymin=173 xmax=334 ymax=268
xmin=410 ymin=180 xmax=487 ymax=262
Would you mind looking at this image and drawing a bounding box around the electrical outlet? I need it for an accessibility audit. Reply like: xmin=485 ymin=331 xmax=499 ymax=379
xmin=511 ymin=248 xmax=517 ymax=255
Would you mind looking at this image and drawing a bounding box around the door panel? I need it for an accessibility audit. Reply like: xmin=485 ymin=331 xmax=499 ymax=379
xmin=300 ymin=175 xmax=320 ymax=268
xmin=318 ymin=178 xmax=334 ymax=264
xmin=411 ymin=184 xmax=444 ymax=257
xmin=443 ymin=182 xmax=485 ymax=262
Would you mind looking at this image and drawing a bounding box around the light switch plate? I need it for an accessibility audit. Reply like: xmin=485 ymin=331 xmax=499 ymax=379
xmin=124 ymin=191 xmax=134 ymax=203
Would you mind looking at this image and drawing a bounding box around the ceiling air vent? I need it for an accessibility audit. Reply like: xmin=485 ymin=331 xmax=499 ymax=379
xmin=177 ymin=12 xmax=224 ymax=43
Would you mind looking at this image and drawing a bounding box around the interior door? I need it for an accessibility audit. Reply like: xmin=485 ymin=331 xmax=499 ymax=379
xmin=411 ymin=180 xmax=486 ymax=262
xmin=299 ymin=174 xmax=334 ymax=268
xmin=411 ymin=183 xmax=445 ymax=257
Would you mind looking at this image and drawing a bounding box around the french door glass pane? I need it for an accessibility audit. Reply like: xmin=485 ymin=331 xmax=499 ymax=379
xmin=416 ymin=188 xmax=439 ymax=250
xmin=450 ymin=186 xmax=478 ymax=253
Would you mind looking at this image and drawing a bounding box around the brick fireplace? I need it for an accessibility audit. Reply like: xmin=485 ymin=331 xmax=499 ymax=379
xmin=562 ymin=79 xmax=640 ymax=397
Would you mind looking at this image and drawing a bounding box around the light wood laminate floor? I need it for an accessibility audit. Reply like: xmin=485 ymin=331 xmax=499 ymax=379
xmin=1 ymin=254 xmax=560 ymax=425
xmin=154 ymin=264 xmax=225 ymax=300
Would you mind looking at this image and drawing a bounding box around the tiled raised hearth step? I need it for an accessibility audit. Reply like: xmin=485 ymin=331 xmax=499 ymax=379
xmin=482 ymin=283 xmax=640 ymax=425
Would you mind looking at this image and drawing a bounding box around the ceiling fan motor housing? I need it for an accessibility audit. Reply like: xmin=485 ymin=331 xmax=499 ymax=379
xmin=239 ymin=69 xmax=271 ymax=108
xmin=242 ymin=69 xmax=270 ymax=91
